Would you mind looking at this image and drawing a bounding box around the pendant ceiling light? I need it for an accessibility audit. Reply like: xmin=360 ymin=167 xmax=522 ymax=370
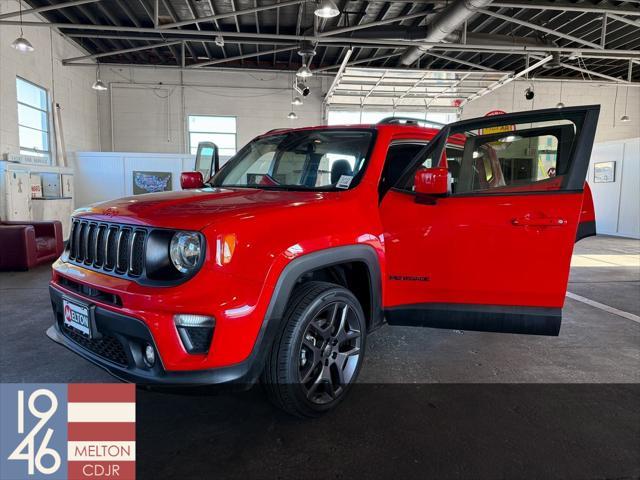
xmin=287 ymin=111 xmax=298 ymax=120
xmin=555 ymin=81 xmax=565 ymax=108
xmin=314 ymin=0 xmax=340 ymax=18
xmin=620 ymin=81 xmax=631 ymax=122
xmin=11 ymin=2 xmax=34 ymax=53
xmin=296 ymin=41 xmax=316 ymax=78
xmin=292 ymin=97 xmax=303 ymax=106
xmin=92 ymin=66 xmax=108 ymax=91
xmin=296 ymin=65 xmax=313 ymax=78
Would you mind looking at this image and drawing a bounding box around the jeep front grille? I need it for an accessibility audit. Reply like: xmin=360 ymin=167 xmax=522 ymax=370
xmin=68 ymin=219 xmax=146 ymax=277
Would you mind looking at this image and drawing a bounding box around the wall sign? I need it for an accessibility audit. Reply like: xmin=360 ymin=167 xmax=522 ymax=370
xmin=593 ymin=161 xmax=616 ymax=183
xmin=132 ymin=171 xmax=172 ymax=194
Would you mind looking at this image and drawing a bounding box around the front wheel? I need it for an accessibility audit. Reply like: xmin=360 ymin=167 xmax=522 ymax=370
xmin=262 ymin=281 xmax=366 ymax=417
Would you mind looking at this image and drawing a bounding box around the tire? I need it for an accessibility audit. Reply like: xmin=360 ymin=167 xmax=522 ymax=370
xmin=262 ymin=281 xmax=367 ymax=417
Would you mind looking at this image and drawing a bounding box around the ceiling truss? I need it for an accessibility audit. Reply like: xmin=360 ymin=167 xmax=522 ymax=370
xmin=1 ymin=0 xmax=638 ymax=107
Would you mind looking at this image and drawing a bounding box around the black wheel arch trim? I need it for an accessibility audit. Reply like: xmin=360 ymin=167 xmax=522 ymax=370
xmin=576 ymin=220 xmax=596 ymax=242
xmin=265 ymin=244 xmax=383 ymax=329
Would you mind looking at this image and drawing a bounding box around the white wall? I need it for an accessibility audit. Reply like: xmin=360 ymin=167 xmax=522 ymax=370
xmin=97 ymin=67 xmax=325 ymax=154
xmin=0 ymin=0 xmax=99 ymax=159
xmin=588 ymin=138 xmax=640 ymax=239
xmin=74 ymin=152 xmax=196 ymax=207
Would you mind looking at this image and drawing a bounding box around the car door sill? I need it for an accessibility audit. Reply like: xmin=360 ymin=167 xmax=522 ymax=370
xmin=385 ymin=303 xmax=561 ymax=336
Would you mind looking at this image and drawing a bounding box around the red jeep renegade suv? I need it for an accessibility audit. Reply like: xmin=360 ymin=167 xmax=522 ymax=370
xmin=48 ymin=106 xmax=599 ymax=416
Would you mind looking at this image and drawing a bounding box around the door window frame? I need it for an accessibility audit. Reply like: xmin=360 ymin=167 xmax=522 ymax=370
xmin=391 ymin=105 xmax=600 ymax=197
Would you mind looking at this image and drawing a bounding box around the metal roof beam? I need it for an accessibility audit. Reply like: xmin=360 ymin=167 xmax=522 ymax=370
xmin=530 ymin=55 xmax=634 ymax=83
xmin=491 ymin=1 xmax=640 ymax=16
xmin=317 ymin=10 xmax=431 ymax=37
xmin=460 ymin=55 xmax=553 ymax=107
xmin=608 ymin=14 xmax=640 ymax=29
xmin=62 ymin=40 xmax=183 ymax=64
xmin=325 ymin=49 xmax=354 ymax=103
xmin=477 ymin=8 xmax=603 ymax=49
xmin=0 ymin=0 xmax=100 ymax=20
xmin=5 ymin=20 xmax=640 ymax=58
xmin=157 ymin=0 xmax=305 ymax=29
xmin=189 ymin=46 xmax=298 ymax=68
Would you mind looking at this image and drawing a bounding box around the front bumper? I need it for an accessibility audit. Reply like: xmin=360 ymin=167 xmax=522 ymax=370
xmin=48 ymin=285 xmax=257 ymax=386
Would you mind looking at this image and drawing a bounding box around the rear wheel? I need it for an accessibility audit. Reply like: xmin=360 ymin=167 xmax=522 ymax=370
xmin=262 ymin=281 xmax=366 ymax=417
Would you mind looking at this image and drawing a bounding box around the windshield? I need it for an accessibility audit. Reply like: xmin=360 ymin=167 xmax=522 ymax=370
xmin=209 ymin=129 xmax=374 ymax=190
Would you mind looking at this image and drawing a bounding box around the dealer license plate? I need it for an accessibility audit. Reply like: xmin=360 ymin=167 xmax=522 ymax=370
xmin=63 ymin=299 xmax=92 ymax=338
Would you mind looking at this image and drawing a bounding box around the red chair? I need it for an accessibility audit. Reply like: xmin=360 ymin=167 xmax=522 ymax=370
xmin=0 ymin=219 xmax=64 ymax=271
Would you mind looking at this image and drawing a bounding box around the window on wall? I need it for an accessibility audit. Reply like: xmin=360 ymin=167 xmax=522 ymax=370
xmin=16 ymin=77 xmax=51 ymax=160
xmin=187 ymin=115 xmax=237 ymax=156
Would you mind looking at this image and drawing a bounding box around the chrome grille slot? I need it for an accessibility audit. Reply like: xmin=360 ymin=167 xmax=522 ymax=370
xmin=68 ymin=219 xmax=147 ymax=279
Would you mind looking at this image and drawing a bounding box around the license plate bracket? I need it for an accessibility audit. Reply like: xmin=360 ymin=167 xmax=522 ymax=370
xmin=62 ymin=298 xmax=96 ymax=339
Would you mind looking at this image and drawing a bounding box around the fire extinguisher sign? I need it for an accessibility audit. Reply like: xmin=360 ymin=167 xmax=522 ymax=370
xmin=0 ymin=384 xmax=136 ymax=480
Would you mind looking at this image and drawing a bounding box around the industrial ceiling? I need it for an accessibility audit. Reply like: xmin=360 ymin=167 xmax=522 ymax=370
xmin=2 ymin=0 xmax=639 ymax=108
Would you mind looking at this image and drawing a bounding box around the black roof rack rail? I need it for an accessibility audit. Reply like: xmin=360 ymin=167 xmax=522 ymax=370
xmin=377 ymin=117 xmax=446 ymax=129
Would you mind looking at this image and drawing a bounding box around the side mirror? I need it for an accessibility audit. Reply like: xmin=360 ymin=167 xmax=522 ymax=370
xmin=195 ymin=142 xmax=219 ymax=180
xmin=414 ymin=167 xmax=449 ymax=197
xmin=180 ymin=171 xmax=204 ymax=190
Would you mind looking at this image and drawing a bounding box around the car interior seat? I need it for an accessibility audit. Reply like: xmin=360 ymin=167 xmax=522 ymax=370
xmin=330 ymin=159 xmax=353 ymax=184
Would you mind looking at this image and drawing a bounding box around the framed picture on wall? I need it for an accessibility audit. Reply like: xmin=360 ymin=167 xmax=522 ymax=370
xmin=594 ymin=161 xmax=616 ymax=183
xmin=133 ymin=171 xmax=172 ymax=194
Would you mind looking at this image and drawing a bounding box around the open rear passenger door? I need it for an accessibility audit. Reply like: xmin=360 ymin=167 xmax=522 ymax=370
xmin=379 ymin=105 xmax=600 ymax=336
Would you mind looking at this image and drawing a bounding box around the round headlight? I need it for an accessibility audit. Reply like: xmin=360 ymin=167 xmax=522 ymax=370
xmin=169 ymin=232 xmax=202 ymax=273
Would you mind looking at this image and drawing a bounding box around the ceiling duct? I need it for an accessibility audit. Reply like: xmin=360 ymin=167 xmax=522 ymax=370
xmin=400 ymin=0 xmax=494 ymax=66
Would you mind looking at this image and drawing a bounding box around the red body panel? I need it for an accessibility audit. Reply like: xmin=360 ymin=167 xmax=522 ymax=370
xmin=379 ymin=190 xmax=583 ymax=308
xmin=50 ymin=119 xmax=595 ymax=374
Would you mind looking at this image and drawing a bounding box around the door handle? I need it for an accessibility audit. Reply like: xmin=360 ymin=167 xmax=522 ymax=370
xmin=512 ymin=216 xmax=567 ymax=227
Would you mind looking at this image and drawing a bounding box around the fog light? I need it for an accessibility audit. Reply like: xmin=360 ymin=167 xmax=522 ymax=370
xmin=143 ymin=344 xmax=156 ymax=367
xmin=174 ymin=314 xmax=215 ymax=354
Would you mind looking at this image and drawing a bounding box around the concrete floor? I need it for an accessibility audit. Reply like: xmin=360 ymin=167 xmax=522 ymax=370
xmin=1 ymin=235 xmax=639 ymax=478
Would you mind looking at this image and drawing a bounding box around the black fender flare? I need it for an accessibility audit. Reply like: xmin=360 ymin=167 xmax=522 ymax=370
xmin=265 ymin=244 xmax=383 ymax=327
xmin=243 ymin=244 xmax=383 ymax=384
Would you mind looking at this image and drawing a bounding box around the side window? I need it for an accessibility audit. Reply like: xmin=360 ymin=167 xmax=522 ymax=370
xmin=379 ymin=143 xmax=426 ymax=198
xmin=400 ymin=120 xmax=577 ymax=194
xmin=455 ymin=127 xmax=573 ymax=195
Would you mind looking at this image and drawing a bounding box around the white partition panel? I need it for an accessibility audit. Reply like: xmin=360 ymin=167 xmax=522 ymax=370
xmin=587 ymin=137 xmax=640 ymax=239
xmin=74 ymin=152 xmax=195 ymax=208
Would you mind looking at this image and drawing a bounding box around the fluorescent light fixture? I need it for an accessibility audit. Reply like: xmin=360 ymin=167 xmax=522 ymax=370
xmin=314 ymin=0 xmax=340 ymax=18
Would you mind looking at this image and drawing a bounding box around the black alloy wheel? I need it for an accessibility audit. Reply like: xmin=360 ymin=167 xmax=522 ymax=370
xmin=262 ymin=281 xmax=366 ymax=417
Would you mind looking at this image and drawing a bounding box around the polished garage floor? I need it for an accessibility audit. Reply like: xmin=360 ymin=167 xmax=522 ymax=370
xmin=1 ymin=236 xmax=639 ymax=479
